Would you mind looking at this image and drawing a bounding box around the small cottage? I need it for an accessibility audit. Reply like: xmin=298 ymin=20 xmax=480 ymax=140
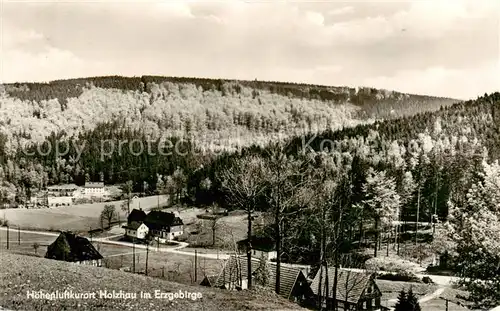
xmin=201 ymin=255 xmax=312 ymax=302
xmin=45 ymin=231 xmax=103 ymax=267
xmin=237 ymin=236 xmax=277 ymax=261
xmin=310 ymin=267 xmax=382 ymax=310
xmin=122 ymin=221 xmax=149 ymax=240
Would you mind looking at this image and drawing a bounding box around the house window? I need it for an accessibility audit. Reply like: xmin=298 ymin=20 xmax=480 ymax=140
xmin=367 ymin=299 xmax=372 ymax=309
xmin=253 ymin=250 xmax=256 ymax=255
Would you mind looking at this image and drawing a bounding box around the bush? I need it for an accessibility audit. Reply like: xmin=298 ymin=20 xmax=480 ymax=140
xmin=377 ymin=272 xmax=421 ymax=283
xmin=421 ymin=276 xmax=434 ymax=284
xmin=365 ymin=257 xmax=419 ymax=274
xmin=426 ymin=265 xmax=455 ymax=276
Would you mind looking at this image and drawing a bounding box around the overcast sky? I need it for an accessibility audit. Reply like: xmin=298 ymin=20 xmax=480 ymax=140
xmin=1 ymin=0 xmax=499 ymax=99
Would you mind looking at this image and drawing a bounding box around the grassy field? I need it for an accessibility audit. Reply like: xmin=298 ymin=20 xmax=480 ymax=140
xmin=0 ymin=230 xmax=56 ymax=256
xmin=97 ymin=243 xmax=225 ymax=285
xmin=176 ymin=209 xmax=269 ymax=250
xmin=0 ymin=229 xmax=224 ymax=286
xmin=420 ymin=298 xmax=470 ymax=311
xmin=1 ymin=195 xmax=169 ymax=232
xmin=0 ymin=253 xmax=306 ymax=311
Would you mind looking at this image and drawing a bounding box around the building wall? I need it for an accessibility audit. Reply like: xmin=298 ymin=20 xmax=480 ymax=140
xmin=48 ymin=196 xmax=73 ymax=207
xmin=125 ymin=229 xmax=137 ymax=238
xmin=224 ymin=279 xmax=248 ymax=290
xmin=74 ymin=259 xmax=102 ymax=267
xmin=84 ymin=188 xmax=104 ymax=196
xmin=252 ymin=249 xmax=277 ymax=261
xmin=136 ymin=224 xmax=149 ymax=239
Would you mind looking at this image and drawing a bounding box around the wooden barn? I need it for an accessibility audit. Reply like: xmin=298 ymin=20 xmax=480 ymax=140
xmin=201 ymin=255 xmax=312 ymax=303
xmin=310 ymin=267 xmax=382 ymax=310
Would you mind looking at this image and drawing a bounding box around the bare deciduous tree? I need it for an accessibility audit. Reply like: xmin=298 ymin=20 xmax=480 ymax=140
xmin=263 ymin=146 xmax=314 ymax=295
xmin=120 ymin=180 xmax=134 ymax=216
xmin=219 ymin=155 xmax=268 ymax=290
xmin=101 ymin=204 xmax=117 ymax=229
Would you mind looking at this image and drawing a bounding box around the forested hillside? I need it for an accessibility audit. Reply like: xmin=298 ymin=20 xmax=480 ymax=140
xmin=0 ymin=76 xmax=457 ymax=201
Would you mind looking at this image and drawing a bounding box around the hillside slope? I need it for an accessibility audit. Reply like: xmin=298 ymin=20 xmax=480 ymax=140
xmin=0 ymin=76 xmax=458 ymax=153
xmin=0 ymin=76 xmax=459 ymax=204
xmin=0 ymin=253 xmax=305 ymax=311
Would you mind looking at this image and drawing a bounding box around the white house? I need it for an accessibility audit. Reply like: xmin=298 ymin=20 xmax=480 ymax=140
xmin=47 ymin=184 xmax=79 ymax=197
xmin=122 ymin=222 xmax=149 ymax=240
xmin=237 ymin=236 xmax=277 ymax=261
xmin=84 ymin=182 xmax=105 ymax=197
xmin=46 ymin=184 xmax=80 ymax=207
xmin=144 ymin=211 xmax=184 ymax=243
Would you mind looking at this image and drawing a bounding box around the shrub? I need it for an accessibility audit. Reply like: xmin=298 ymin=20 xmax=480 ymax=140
xmin=365 ymin=257 xmax=419 ymax=274
xmin=377 ymin=272 xmax=421 ymax=283
xmin=421 ymin=276 xmax=434 ymax=284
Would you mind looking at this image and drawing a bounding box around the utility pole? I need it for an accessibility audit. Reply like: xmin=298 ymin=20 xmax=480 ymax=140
xmin=194 ymin=249 xmax=198 ymax=283
xmin=6 ymin=226 xmax=9 ymax=250
xmin=132 ymin=238 xmax=136 ymax=273
xmin=145 ymin=243 xmax=149 ymax=276
xmin=18 ymin=226 xmax=20 ymax=245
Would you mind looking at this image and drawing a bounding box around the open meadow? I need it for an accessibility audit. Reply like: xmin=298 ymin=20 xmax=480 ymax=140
xmin=1 ymin=195 xmax=169 ymax=232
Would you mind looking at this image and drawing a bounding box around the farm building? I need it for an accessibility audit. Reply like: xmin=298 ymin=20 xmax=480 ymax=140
xmin=45 ymin=231 xmax=103 ymax=267
xmin=201 ymin=255 xmax=312 ymax=303
xmin=310 ymin=267 xmax=382 ymax=311
xmin=237 ymin=236 xmax=277 ymax=261
xmin=143 ymin=210 xmax=184 ymax=243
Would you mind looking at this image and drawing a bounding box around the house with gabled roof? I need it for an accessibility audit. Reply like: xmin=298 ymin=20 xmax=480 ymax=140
xmin=201 ymin=255 xmax=312 ymax=303
xmin=122 ymin=222 xmax=149 ymax=240
xmin=237 ymin=236 xmax=277 ymax=261
xmin=310 ymin=267 xmax=382 ymax=310
xmin=122 ymin=209 xmax=149 ymax=240
xmin=144 ymin=210 xmax=184 ymax=243
xmin=45 ymin=231 xmax=103 ymax=267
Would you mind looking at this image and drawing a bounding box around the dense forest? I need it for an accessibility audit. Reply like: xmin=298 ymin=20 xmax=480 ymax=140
xmin=0 ymin=76 xmax=457 ymax=198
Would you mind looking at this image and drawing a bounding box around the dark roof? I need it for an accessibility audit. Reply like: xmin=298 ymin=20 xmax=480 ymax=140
xmin=45 ymin=232 xmax=103 ymax=262
xmin=237 ymin=236 xmax=276 ymax=252
xmin=122 ymin=221 xmax=146 ymax=230
xmin=144 ymin=211 xmax=183 ymax=230
xmin=128 ymin=209 xmax=146 ymax=224
xmin=200 ymin=275 xmax=219 ymax=287
xmin=209 ymin=256 xmax=309 ymax=299
xmin=310 ymin=267 xmax=380 ymax=304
